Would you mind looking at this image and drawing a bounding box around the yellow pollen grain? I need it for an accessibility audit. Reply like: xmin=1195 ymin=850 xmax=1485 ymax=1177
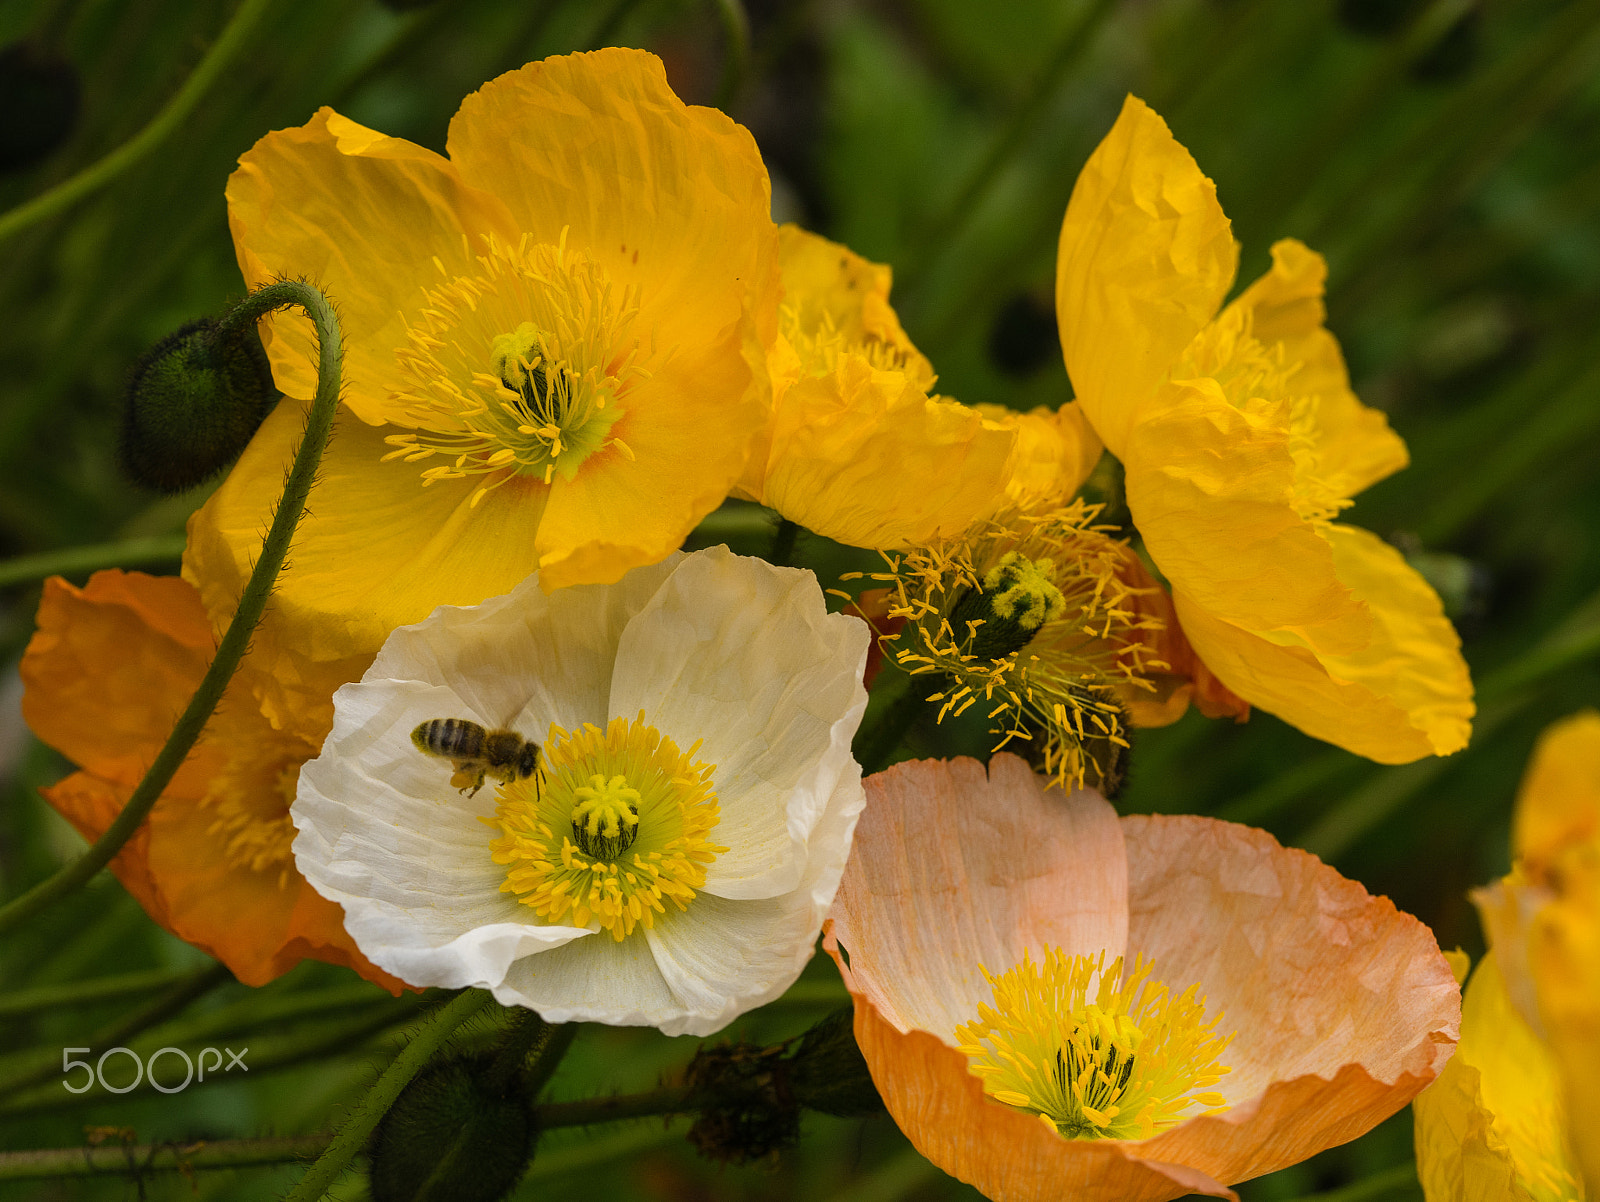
xmin=488 ymin=713 xmax=725 ymax=941
xmin=956 ymin=948 xmax=1233 ymax=1141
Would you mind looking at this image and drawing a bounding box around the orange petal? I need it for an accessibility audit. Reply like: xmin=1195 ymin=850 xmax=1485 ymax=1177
xmin=827 ymin=755 xmax=1127 ymax=1046
xmin=21 ymin=572 xmax=220 ymax=787
xmin=227 ymin=107 xmax=519 ymax=424
xmin=1056 ymin=95 xmax=1237 ymax=458
xmin=1121 ymin=815 xmax=1460 ymax=1182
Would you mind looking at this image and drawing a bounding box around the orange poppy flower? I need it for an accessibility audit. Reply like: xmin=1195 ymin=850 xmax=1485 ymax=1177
xmin=826 ymin=755 xmax=1459 ymax=1201
xmin=19 ymin=571 xmax=399 ymax=989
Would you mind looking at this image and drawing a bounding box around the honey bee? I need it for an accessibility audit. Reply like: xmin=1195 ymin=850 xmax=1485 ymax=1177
xmin=411 ymin=718 xmax=541 ymax=797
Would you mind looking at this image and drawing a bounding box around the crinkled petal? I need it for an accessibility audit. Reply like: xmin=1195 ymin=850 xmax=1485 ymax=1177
xmin=609 ymin=546 xmax=868 ymax=900
xmin=1121 ymin=815 xmax=1459 ymax=1182
xmin=227 ymin=107 xmax=519 ymax=423
xmin=752 ymin=362 xmax=1019 ymax=549
xmin=1056 ymin=95 xmax=1238 ymax=458
xmin=1226 ymin=240 xmax=1408 ymax=499
xmin=493 ymin=929 xmax=672 ymax=1025
xmin=974 ymin=402 xmax=1104 ymax=513
xmin=825 ymin=755 xmax=1126 ymax=1040
xmin=446 ymin=47 xmax=779 ymax=418
xmin=185 ymin=399 xmax=549 ymax=664
xmin=1414 ymin=953 xmax=1580 ymax=1202
xmin=292 ymin=678 xmax=591 ymax=989
xmin=1172 ymin=525 xmax=1473 ymax=763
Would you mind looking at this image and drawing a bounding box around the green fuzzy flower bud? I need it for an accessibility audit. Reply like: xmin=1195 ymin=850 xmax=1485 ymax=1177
xmin=947 ymin=550 xmax=1068 ymax=661
xmin=786 ymin=1007 xmax=884 ymax=1118
xmin=119 ymin=316 xmax=276 ymax=494
xmin=368 ymin=1055 xmax=533 ymax=1202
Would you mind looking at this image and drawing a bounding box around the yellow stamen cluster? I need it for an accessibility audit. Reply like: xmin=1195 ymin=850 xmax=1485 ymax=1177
xmin=198 ymin=733 xmax=316 ymax=889
xmin=489 ymin=713 xmax=725 ymax=941
xmin=845 ymin=503 xmax=1166 ymax=791
xmin=1176 ymin=304 xmax=1350 ymax=526
xmin=957 ymin=948 xmax=1233 ymax=1141
xmin=382 ymin=230 xmax=645 ymax=506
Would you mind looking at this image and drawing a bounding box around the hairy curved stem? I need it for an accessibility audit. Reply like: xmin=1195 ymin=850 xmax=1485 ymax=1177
xmin=283 ymin=988 xmax=493 ymax=1202
xmin=0 ymin=0 xmax=276 ymax=245
xmin=0 ymin=280 xmax=342 ymax=939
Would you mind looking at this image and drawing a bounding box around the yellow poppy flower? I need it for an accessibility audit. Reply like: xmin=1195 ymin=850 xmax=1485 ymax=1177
xmin=827 ymin=755 xmax=1460 ymax=1201
xmin=185 ymin=48 xmax=780 ymax=663
xmin=1055 ymin=96 xmax=1473 ymax=763
xmin=19 ymin=571 xmax=399 ymax=989
xmin=1416 ymin=712 xmax=1600 ymax=1201
xmin=736 ymin=225 xmax=1099 ymax=549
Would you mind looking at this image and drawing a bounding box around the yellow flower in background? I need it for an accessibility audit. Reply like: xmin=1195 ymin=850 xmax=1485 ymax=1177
xmin=186 ymin=48 xmax=779 ymax=665
xmin=1416 ymin=712 xmax=1600 ymax=1201
xmin=828 ymin=755 xmax=1460 ymax=1202
xmin=1055 ymin=96 xmax=1473 ymax=764
xmin=737 ymin=224 xmax=1100 ymax=549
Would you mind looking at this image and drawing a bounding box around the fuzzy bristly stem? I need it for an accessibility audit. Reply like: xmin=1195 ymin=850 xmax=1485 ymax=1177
xmin=283 ymin=988 xmax=494 ymax=1202
xmin=0 ymin=280 xmax=343 ymax=939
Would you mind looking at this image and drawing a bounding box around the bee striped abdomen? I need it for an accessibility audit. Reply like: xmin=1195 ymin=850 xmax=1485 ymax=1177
xmin=412 ymin=718 xmax=486 ymax=759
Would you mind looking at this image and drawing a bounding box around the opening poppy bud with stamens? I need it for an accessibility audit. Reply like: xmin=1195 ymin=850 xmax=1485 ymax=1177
xmin=119 ymin=316 xmax=276 ymax=494
xmin=949 ymin=550 xmax=1069 ymax=661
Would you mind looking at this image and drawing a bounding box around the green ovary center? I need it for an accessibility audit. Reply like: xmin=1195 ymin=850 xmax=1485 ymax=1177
xmin=383 ymin=235 xmax=642 ymax=506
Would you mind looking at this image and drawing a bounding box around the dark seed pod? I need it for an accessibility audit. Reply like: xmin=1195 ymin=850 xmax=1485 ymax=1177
xmin=786 ymin=1006 xmax=884 ymax=1118
xmin=368 ymin=1055 xmax=533 ymax=1202
xmin=119 ymin=317 xmax=277 ymax=494
xmin=0 ymin=41 xmax=81 ymax=174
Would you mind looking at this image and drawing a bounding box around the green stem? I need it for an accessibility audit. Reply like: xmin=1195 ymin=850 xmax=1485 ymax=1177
xmin=711 ymin=0 xmax=752 ymax=110
xmin=769 ymin=517 xmax=800 ymax=567
xmin=0 ymin=534 xmax=186 ymax=590
xmin=525 ymin=1120 xmax=688 ymax=1182
xmin=896 ymin=0 xmax=1117 ymax=294
xmin=535 ymin=1084 xmax=698 ymax=1130
xmin=283 ymin=988 xmax=494 ymax=1202
xmin=0 ymin=280 xmax=343 ymax=939
xmin=0 ymin=1136 xmax=331 ymax=1184
xmin=1278 ymin=1163 xmax=1417 ymax=1202
xmin=0 ymin=0 xmax=276 ymax=245
xmin=482 ymin=1008 xmax=550 ymax=1095
xmin=854 ymin=681 xmax=927 ymax=776
xmin=0 ymin=966 xmax=194 ymax=1020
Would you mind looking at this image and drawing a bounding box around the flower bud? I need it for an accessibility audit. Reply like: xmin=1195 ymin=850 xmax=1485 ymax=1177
xmin=119 ymin=317 xmax=276 ymax=494
xmin=0 ymin=41 xmax=81 ymax=174
xmin=684 ymin=1041 xmax=799 ymax=1165
xmin=786 ymin=1007 xmax=884 ymax=1118
xmin=367 ymin=1055 xmax=533 ymax=1202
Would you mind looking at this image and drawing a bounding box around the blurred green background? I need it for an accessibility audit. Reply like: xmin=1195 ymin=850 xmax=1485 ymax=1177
xmin=2 ymin=0 xmax=1599 ymax=1198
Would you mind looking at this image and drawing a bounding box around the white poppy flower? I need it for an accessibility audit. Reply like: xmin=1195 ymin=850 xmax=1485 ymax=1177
xmin=292 ymin=547 xmax=869 ymax=1037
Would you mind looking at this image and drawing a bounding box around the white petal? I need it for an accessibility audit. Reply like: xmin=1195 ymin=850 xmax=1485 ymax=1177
xmin=292 ymin=678 xmax=590 ymax=989
xmin=366 ymin=556 xmax=683 ymax=740
xmin=644 ymin=756 xmax=866 ymax=1037
xmin=609 ymin=546 xmax=870 ymax=900
xmin=493 ymin=930 xmax=678 ymax=1026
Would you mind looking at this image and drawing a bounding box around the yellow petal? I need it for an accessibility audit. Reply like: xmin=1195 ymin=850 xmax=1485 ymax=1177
xmin=1414 ymin=953 xmax=1583 ymax=1202
xmin=1172 ymin=525 xmax=1473 ymax=763
xmin=1222 ymin=239 xmax=1408 ymax=498
xmin=1512 ymin=711 xmax=1600 ymax=870
xmin=227 ymin=107 xmax=519 ymax=424
xmin=184 ymin=398 xmax=548 ymax=663
xmin=445 ymin=48 xmax=780 ymax=375
xmin=753 ymin=362 xmax=1018 ymax=549
xmin=1055 ymin=95 xmax=1238 ymax=458
xmin=974 ymin=402 xmax=1104 ymax=512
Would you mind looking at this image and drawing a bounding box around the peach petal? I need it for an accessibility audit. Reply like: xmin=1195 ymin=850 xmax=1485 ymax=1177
xmin=826 ymin=754 xmax=1126 ymax=1040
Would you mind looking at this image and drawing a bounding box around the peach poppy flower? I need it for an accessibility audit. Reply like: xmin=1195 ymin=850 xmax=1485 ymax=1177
xmin=1055 ymin=96 xmax=1473 ymax=763
xmin=826 ymin=755 xmax=1459 ymax=1201
xmin=1416 ymin=712 xmax=1600 ymax=1201
xmin=19 ymin=571 xmax=399 ymax=989
xmin=185 ymin=48 xmax=779 ymax=667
